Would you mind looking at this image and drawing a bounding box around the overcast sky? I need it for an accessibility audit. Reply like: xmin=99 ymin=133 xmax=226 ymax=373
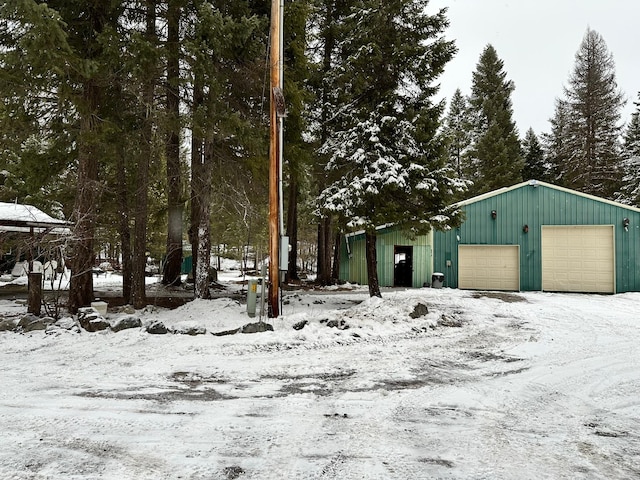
xmin=427 ymin=0 xmax=640 ymax=136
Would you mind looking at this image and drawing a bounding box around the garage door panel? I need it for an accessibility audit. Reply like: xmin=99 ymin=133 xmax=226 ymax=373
xmin=459 ymin=245 xmax=520 ymax=291
xmin=542 ymin=225 xmax=614 ymax=294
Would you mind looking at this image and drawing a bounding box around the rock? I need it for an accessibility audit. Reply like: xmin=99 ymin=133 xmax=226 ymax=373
xmin=212 ymin=327 xmax=241 ymax=336
xmin=146 ymin=321 xmax=169 ymax=334
xmin=0 ymin=318 xmax=17 ymax=331
xmin=78 ymin=307 xmax=110 ymax=332
xmin=172 ymin=324 xmax=206 ymax=336
xmin=292 ymin=320 xmax=308 ymax=331
xmin=111 ymin=315 xmax=142 ymax=332
xmin=86 ymin=318 xmax=110 ymax=332
xmin=241 ymin=322 xmax=274 ymax=334
xmin=325 ymin=319 xmax=349 ymax=329
xmin=46 ymin=317 xmax=81 ymax=335
xmin=438 ymin=314 xmax=462 ymax=327
xmin=409 ymin=303 xmax=429 ymax=319
xmin=18 ymin=314 xmax=40 ymax=328
xmin=18 ymin=315 xmax=56 ymax=332
xmin=120 ymin=305 xmax=136 ymax=315
xmin=55 ymin=317 xmax=78 ymax=330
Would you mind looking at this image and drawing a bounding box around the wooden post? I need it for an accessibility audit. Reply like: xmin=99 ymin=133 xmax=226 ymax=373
xmin=28 ymin=272 xmax=42 ymax=316
xmin=268 ymin=0 xmax=281 ymax=318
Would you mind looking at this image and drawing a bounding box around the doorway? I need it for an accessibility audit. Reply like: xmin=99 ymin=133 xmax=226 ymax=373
xmin=394 ymin=246 xmax=413 ymax=287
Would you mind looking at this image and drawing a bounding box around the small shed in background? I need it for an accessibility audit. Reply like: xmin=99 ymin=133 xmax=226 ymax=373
xmin=434 ymin=180 xmax=640 ymax=294
xmin=339 ymin=226 xmax=434 ymax=288
xmin=0 ymin=202 xmax=71 ymax=314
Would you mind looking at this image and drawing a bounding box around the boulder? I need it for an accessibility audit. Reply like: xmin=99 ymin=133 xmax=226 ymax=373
xmin=0 ymin=318 xmax=17 ymax=331
xmin=111 ymin=315 xmax=142 ymax=332
xmin=292 ymin=320 xmax=308 ymax=331
xmin=212 ymin=327 xmax=241 ymax=336
xmin=409 ymin=302 xmax=429 ymax=319
xmin=45 ymin=317 xmax=81 ymax=335
xmin=146 ymin=321 xmax=169 ymax=334
xmin=18 ymin=314 xmax=56 ymax=332
xmin=77 ymin=307 xmax=110 ymax=332
xmin=241 ymin=322 xmax=274 ymax=334
xmin=172 ymin=324 xmax=206 ymax=336
xmin=55 ymin=317 xmax=79 ymax=330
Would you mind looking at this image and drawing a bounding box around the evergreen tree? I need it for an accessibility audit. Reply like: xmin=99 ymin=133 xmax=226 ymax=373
xmin=283 ymin=0 xmax=313 ymax=283
xmin=555 ymin=28 xmax=625 ymax=199
xmin=468 ymin=44 xmax=523 ymax=195
xmin=317 ymin=0 xmax=463 ymax=297
xmin=162 ymin=0 xmax=185 ymax=287
xmin=542 ymin=98 xmax=571 ymax=185
xmin=442 ymin=88 xmax=473 ymax=183
xmin=619 ymin=93 xmax=640 ymax=206
xmin=308 ymin=0 xmax=356 ymax=286
xmin=521 ymin=128 xmax=546 ymax=181
xmin=184 ymin=0 xmax=267 ymax=298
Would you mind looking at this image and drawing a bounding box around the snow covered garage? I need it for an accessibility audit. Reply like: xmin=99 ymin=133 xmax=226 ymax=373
xmin=433 ymin=180 xmax=640 ymax=293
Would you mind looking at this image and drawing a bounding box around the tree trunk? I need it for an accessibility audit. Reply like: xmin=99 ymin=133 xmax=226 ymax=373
xmin=68 ymin=80 xmax=99 ymax=314
xmin=316 ymin=216 xmax=332 ymax=285
xmin=331 ymin=231 xmax=341 ymax=282
xmin=162 ymin=0 xmax=183 ymax=287
xmin=365 ymin=232 xmax=381 ymax=297
xmin=131 ymin=0 xmax=157 ymax=309
xmin=285 ymin=176 xmax=299 ymax=282
xmin=116 ymin=144 xmax=132 ymax=302
xmin=194 ymin=138 xmax=214 ymax=299
xmin=190 ymin=76 xmax=204 ymax=283
xmin=314 ymin=4 xmax=338 ymax=287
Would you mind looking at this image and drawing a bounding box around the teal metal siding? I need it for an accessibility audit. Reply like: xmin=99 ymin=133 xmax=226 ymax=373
xmin=340 ymin=227 xmax=434 ymax=287
xmin=434 ymin=183 xmax=640 ymax=293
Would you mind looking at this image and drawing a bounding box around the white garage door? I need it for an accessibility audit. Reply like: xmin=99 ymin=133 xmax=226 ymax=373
xmin=541 ymin=225 xmax=615 ymax=293
xmin=458 ymin=245 xmax=520 ymax=291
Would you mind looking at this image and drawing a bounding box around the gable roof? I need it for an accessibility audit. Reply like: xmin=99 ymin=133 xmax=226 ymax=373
xmin=0 ymin=202 xmax=71 ymax=235
xmin=454 ymin=180 xmax=640 ymax=214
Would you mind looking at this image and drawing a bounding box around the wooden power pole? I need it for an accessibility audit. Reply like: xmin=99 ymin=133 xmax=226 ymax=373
xmin=268 ymin=0 xmax=282 ymax=317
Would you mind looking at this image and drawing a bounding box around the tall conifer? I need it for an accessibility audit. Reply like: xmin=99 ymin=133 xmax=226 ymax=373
xmin=554 ymin=29 xmax=625 ymax=198
xmin=619 ymin=93 xmax=640 ymax=206
xmin=467 ymin=44 xmax=522 ymax=196
xmin=317 ymin=0 xmax=463 ymax=297
xmin=522 ymin=128 xmax=546 ymax=182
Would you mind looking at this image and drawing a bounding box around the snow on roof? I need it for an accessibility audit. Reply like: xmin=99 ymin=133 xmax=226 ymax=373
xmin=454 ymin=180 xmax=640 ymax=213
xmin=0 ymin=202 xmax=70 ymax=234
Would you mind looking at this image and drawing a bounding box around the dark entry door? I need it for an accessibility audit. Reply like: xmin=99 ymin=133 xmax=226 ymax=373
xmin=394 ymin=246 xmax=413 ymax=287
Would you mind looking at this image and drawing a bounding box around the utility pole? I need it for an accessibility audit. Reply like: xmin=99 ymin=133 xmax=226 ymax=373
xmin=268 ymin=0 xmax=282 ymax=317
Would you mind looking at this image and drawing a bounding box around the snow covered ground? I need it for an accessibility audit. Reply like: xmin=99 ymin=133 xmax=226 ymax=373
xmin=0 ymin=269 xmax=639 ymax=479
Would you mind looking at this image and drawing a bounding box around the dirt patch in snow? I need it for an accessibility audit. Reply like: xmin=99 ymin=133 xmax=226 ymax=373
xmin=471 ymin=291 xmax=528 ymax=303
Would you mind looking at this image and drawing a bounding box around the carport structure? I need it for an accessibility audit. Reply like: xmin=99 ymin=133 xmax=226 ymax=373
xmin=0 ymin=202 xmax=71 ymax=313
xmin=434 ymin=180 xmax=640 ymax=294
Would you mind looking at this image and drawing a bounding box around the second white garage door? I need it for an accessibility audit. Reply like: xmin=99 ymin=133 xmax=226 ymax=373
xmin=458 ymin=245 xmax=520 ymax=291
xmin=541 ymin=225 xmax=615 ymax=293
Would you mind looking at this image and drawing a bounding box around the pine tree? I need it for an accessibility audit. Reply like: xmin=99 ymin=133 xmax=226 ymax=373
xmin=184 ymin=1 xmax=267 ymax=298
xmin=521 ymin=128 xmax=546 ymax=181
xmin=619 ymin=93 xmax=640 ymax=206
xmin=468 ymin=44 xmax=523 ymax=195
xmin=442 ymin=88 xmax=473 ymax=182
xmin=555 ymin=28 xmax=625 ymax=199
xmin=317 ymin=0 xmax=463 ymax=297
xmin=162 ymin=0 xmax=185 ymax=287
xmin=283 ymin=0 xmax=313 ymax=283
xmin=308 ymin=0 xmax=356 ymax=286
xmin=542 ymin=98 xmax=572 ymax=185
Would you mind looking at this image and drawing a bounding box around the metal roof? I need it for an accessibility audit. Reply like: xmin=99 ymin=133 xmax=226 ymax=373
xmin=454 ymin=180 xmax=640 ymax=213
xmin=0 ymin=202 xmax=71 ymax=235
